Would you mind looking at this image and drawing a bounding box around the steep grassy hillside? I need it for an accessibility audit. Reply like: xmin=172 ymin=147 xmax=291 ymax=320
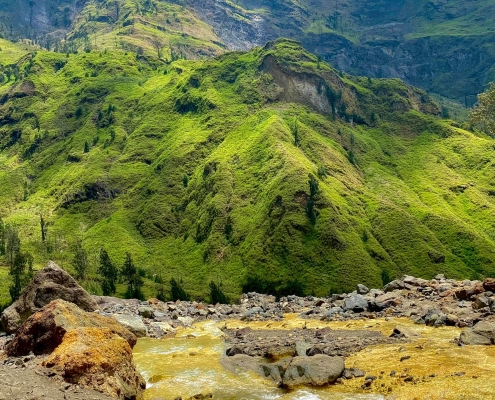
xmin=1 ymin=38 xmax=495 ymax=300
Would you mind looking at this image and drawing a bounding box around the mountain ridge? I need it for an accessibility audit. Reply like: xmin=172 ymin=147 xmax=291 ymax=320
xmin=1 ymin=0 xmax=494 ymax=103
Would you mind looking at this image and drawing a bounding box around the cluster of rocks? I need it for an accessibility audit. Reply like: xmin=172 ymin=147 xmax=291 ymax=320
xmin=294 ymin=274 xmax=495 ymax=329
xmin=224 ymin=325 xmax=398 ymax=359
xmin=85 ymin=273 xmax=495 ymax=342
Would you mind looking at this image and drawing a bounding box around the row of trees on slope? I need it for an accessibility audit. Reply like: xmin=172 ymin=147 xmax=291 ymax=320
xmin=0 ymin=216 xmax=231 ymax=307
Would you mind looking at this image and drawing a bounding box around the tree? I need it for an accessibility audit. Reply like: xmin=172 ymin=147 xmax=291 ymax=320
xmin=121 ymin=253 xmax=143 ymax=299
xmin=5 ymin=225 xmax=21 ymax=268
xmin=84 ymin=141 xmax=90 ymax=153
xmin=0 ymin=217 xmax=5 ymax=256
xmin=471 ymin=83 xmax=495 ymax=136
xmin=151 ymin=38 xmax=164 ymax=59
xmin=98 ymin=249 xmax=118 ymax=295
xmin=306 ymin=174 xmax=319 ymax=225
xmin=40 ymin=214 xmax=47 ymax=242
xmin=170 ymin=278 xmax=190 ymax=301
xmin=73 ymin=241 xmax=88 ymax=280
xmin=6 ymin=228 xmax=31 ymax=302
xmin=209 ymin=281 xmax=229 ymax=304
xmin=9 ymin=252 xmax=26 ymax=301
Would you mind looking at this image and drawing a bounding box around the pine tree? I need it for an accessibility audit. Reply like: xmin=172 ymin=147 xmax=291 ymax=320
xmin=73 ymin=241 xmax=88 ymax=280
xmin=121 ymin=253 xmax=143 ymax=299
xmin=98 ymin=249 xmax=117 ymax=295
xmin=5 ymin=225 xmax=21 ymax=268
xmin=209 ymin=281 xmax=229 ymax=304
xmin=170 ymin=278 xmax=190 ymax=301
xmin=7 ymin=235 xmax=28 ymax=302
xmin=306 ymin=174 xmax=319 ymax=225
xmin=0 ymin=217 xmax=5 ymax=256
xmin=84 ymin=141 xmax=90 ymax=153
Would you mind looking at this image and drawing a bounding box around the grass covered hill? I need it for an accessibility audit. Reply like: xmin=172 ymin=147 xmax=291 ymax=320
xmin=1 ymin=38 xmax=495 ymax=300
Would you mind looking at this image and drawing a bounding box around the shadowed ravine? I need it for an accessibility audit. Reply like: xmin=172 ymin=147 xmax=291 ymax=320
xmin=133 ymin=316 xmax=495 ymax=400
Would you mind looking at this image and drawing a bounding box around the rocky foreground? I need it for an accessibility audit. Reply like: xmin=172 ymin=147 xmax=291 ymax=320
xmin=3 ymin=263 xmax=495 ymax=399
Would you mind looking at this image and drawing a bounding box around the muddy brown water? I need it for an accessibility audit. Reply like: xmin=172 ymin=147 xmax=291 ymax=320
xmin=133 ymin=315 xmax=495 ymax=400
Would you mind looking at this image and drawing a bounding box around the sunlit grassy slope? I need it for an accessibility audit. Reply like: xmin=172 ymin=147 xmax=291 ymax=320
xmin=66 ymin=0 xmax=225 ymax=59
xmin=1 ymin=38 xmax=495 ymax=299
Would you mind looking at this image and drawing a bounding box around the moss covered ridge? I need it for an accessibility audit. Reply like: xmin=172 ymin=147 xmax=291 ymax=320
xmin=1 ymin=38 xmax=494 ymax=299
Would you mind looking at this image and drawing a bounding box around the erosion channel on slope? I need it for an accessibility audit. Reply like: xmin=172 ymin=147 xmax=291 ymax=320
xmin=133 ymin=316 xmax=495 ymax=400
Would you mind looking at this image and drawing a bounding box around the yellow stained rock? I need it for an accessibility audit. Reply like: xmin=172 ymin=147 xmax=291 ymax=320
xmin=44 ymin=327 xmax=146 ymax=399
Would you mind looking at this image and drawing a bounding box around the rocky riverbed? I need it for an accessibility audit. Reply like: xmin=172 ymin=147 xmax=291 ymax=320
xmin=86 ymin=273 xmax=495 ymax=343
xmin=4 ymin=264 xmax=495 ymax=399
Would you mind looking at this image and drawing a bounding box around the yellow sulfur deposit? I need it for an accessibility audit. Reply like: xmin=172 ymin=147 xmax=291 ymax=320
xmin=134 ymin=317 xmax=495 ymax=400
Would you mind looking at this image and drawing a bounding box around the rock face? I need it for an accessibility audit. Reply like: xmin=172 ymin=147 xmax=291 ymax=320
xmin=282 ymin=355 xmax=345 ymax=388
xmin=43 ymin=327 xmax=146 ymax=399
xmin=5 ymin=299 xmax=136 ymax=357
xmin=1 ymin=261 xmax=99 ymax=333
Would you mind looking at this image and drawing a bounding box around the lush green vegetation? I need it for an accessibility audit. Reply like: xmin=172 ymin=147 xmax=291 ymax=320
xmin=1 ymin=37 xmax=495 ymax=303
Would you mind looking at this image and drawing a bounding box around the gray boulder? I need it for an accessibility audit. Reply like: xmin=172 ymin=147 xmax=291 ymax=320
xmin=459 ymin=321 xmax=495 ymax=345
xmin=221 ymin=355 xmax=289 ymax=384
xmin=282 ymin=355 xmax=345 ymax=388
xmin=402 ymin=275 xmax=428 ymax=287
xmin=383 ymin=279 xmax=405 ymax=292
xmin=137 ymin=306 xmax=154 ymax=318
xmin=424 ymin=309 xmax=447 ymax=327
xmin=343 ymin=294 xmax=368 ymax=312
xmin=356 ymin=284 xmax=370 ymax=295
xmin=459 ymin=330 xmax=492 ymax=346
xmin=473 ymin=295 xmax=491 ymax=310
xmin=373 ymin=292 xmax=400 ymax=309
xmin=112 ymin=314 xmax=147 ymax=337
xmin=240 ymin=307 xmax=264 ymax=320
xmin=321 ymin=307 xmax=343 ymax=320
xmin=1 ymin=261 xmax=99 ymax=334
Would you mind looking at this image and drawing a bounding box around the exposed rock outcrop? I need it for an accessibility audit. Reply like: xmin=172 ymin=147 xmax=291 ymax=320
xmin=43 ymin=327 xmax=146 ymax=399
xmin=1 ymin=261 xmax=98 ymax=333
xmin=4 ymin=299 xmax=144 ymax=399
xmin=5 ymin=299 xmax=136 ymax=357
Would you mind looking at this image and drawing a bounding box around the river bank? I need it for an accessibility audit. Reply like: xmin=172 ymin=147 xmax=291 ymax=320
xmin=3 ymin=268 xmax=495 ymax=399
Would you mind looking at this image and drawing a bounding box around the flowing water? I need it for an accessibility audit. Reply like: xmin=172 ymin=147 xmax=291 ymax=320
xmin=133 ymin=316 xmax=495 ymax=400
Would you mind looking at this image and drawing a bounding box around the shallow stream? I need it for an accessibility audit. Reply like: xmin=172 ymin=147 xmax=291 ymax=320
xmin=133 ymin=316 xmax=495 ymax=400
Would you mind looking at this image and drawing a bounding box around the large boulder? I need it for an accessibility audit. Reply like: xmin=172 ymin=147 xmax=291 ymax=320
xmin=113 ymin=314 xmax=148 ymax=338
xmin=1 ymin=261 xmax=98 ymax=333
xmin=424 ymin=309 xmax=447 ymax=327
xmin=483 ymin=278 xmax=495 ymax=292
xmin=372 ymin=292 xmax=401 ymax=310
xmin=282 ymin=355 xmax=344 ymax=388
xmin=383 ymin=280 xmax=405 ymax=292
xmin=5 ymin=299 xmax=136 ymax=357
xmin=343 ymin=294 xmax=368 ymax=312
xmin=459 ymin=321 xmax=495 ymax=345
xmin=42 ymin=327 xmax=146 ymax=399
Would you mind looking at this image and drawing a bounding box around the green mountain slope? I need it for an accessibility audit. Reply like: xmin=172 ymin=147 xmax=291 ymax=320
xmin=1 ymin=0 xmax=495 ymax=102
xmin=1 ymin=38 xmax=495 ymax=300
